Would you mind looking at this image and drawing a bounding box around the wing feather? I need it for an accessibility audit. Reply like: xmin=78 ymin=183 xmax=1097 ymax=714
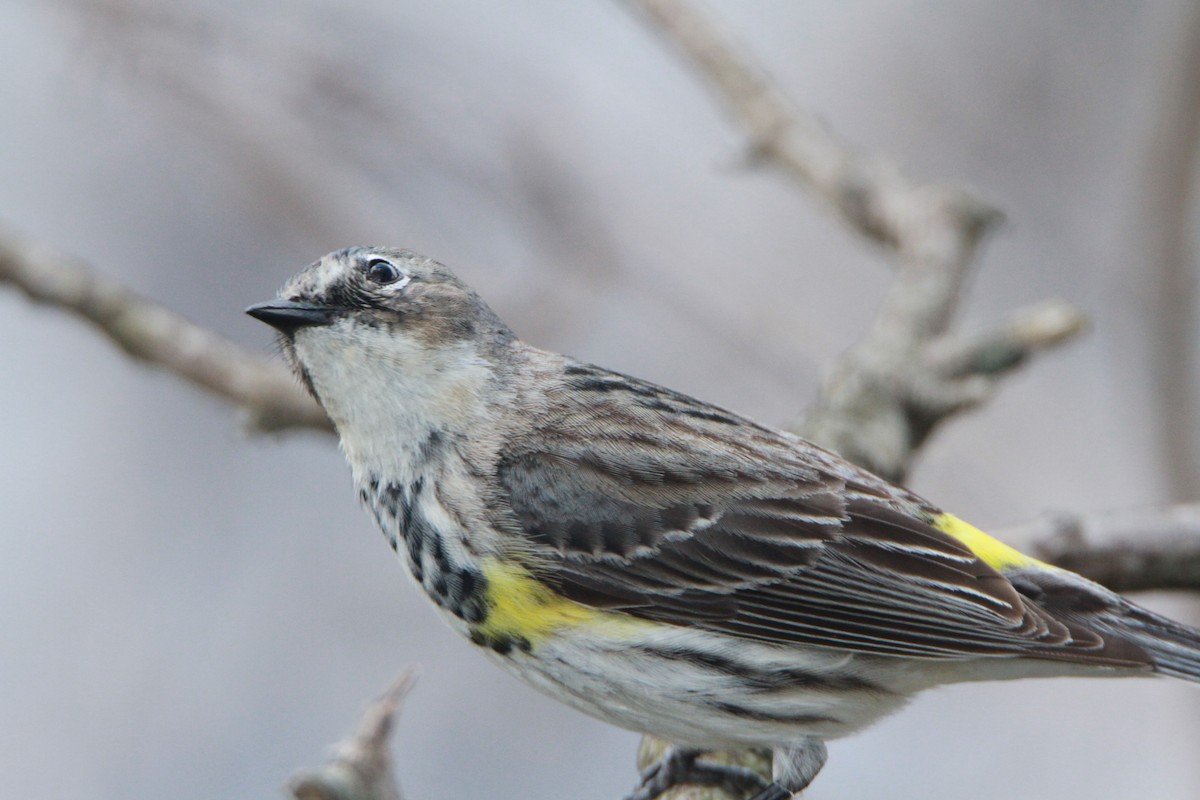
xmin=492 ymin=362 xmax=1153 ymax=667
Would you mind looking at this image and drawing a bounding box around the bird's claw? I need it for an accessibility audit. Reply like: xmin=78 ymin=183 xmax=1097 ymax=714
xmin=625 ymin=747 xmax=770 ymax=800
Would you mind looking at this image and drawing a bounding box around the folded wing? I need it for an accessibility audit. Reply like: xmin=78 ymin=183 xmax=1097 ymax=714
xmin=494 ymin=363 xmax=1153 ymax=669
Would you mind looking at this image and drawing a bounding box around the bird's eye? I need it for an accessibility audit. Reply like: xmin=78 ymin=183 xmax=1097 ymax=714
xmin=365 ymin=258 xmax=403 ymax=286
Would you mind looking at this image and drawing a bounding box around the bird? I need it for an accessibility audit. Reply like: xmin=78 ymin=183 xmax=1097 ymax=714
xmin=248 ymin=246 xmax=1200 ymax=800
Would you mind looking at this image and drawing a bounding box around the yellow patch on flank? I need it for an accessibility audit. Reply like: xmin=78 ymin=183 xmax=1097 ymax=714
xmin=933 ymin=513 xmax=1041 ymax=572
xmin=475 ymin=559 xmax=602 ymax=645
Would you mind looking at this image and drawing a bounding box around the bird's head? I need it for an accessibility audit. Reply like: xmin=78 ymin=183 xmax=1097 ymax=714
xmin=247 ymin=247 xmax=514 ymax=443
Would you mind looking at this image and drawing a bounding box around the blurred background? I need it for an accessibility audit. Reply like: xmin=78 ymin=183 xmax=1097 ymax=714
xmin=3 ymin=1 xmax=1200 ymax=798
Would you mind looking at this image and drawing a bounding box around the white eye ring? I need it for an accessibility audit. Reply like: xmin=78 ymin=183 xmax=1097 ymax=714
xmin=379 ymin=273 xmax=411 ymax=293
xmin=365 ymin=258 xmax=411 ymax=292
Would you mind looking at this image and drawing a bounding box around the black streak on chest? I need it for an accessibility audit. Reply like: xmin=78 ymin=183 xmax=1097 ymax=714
xmin=364 ymin=469 xmax=489 ymax=626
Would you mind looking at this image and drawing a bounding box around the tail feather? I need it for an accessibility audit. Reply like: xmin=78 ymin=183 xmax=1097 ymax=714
xmin=1010 ymin=565 xmax=1200 ymax=681
xmin=1098 ymin=604 xmax=1200 ymax=682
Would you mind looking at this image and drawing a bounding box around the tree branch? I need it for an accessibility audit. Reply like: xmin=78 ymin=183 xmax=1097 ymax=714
xmin=618 ymin=0 xmax=1085 ymax=484
xmin=1023 ymin=505 xmax=1200 ymax=593
xmin=0 ymin=222 xmax=331 ymax=435
xmin=288 ymin=669 xmax=418 ymax=800
xmin=619 ymin=0 xmax=995 ymax=254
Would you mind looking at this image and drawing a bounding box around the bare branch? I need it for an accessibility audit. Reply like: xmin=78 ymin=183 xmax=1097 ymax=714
xmin=288 ymin=668 xmax=419 ymax=800
xmin=796 ymin=296 xmax=1088 ymax=483
xmin=0 ymin=223 xmax=332 ymax=435
xmin=620 ymin=0 xmax=998 ymax=254
xmin=618 ymin=0 xmax=1086 ymax=484
xmin=924 ymin=301 xmax=1090 ymax=378
xmin=800 ymin=299 xmax=1089 ymax=481
xmin=1023 ymin=505 xmax=1200 ymax=593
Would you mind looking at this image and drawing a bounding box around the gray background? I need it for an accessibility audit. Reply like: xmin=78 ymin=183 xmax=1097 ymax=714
xmin=3 ymin=1 xmax=1200 ymax=798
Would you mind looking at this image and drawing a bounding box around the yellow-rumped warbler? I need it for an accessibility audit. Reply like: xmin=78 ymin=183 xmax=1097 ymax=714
xmin=249 ymin=247 xmax=1200 ymax=800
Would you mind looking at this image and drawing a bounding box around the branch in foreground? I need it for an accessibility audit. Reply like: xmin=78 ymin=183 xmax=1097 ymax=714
xmin=289 ymin=669 xmax=418 ymax=800
xmin=618 ymin=0 xmax=1085 ymax=484
xmin=1024 ymin=505 xmax=1200 ymax=593
xmin=0 ymin=223 xmax=331 ymax=435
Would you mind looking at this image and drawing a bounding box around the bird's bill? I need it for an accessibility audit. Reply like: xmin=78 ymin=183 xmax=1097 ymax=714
xmin=245 ymin=301 xmax=334 ymax=333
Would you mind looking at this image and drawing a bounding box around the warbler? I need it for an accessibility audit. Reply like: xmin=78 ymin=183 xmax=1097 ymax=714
xmin=249 ymin=247 xmax=1200 ymax=800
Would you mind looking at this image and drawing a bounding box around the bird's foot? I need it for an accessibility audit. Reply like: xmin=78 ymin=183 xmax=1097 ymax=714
xmin=625 ymin=747 xmax=770 ymax=800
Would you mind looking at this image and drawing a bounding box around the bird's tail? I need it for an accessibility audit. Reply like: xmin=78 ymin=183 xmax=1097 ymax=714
xmin=1098 ymin=603 xmax=1200 ymax=682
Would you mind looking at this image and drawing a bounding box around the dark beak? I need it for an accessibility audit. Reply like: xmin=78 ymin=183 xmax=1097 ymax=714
xmin=246 ymin=301 xmax=335 ymax=333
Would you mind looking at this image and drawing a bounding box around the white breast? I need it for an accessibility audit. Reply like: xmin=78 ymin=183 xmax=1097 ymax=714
xmin=292 ymin=319 xmax=494 ymax=485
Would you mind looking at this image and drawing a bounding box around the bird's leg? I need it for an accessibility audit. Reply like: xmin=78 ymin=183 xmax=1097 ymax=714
xmin=747 ymin=740 xmax=828 ymax=800
xmin=626 ymin=746 xmax=770 ymax=800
